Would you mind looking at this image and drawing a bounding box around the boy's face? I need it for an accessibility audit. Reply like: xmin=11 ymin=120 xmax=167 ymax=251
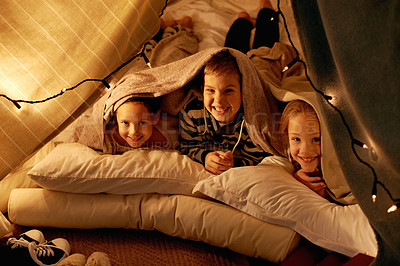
xmin=288 ymin=113 xmax=321 ymax=172
xmin=115 ymin=102 xmax=158 ymax=148
xmin=203 ymin=73 xmax=241 ymax=124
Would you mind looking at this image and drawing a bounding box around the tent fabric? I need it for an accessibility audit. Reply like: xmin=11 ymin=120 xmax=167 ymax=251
xmin=0 ymin=0 xmax=165 ymax=179
xmin=2 ymin=0 xmax=399 ymax=263
xmin=291 ymin=0 xmax=400 ymax=263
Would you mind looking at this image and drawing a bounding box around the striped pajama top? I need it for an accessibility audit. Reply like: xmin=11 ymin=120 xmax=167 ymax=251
xmin=178 ymin=97 xmax=272 ymax=166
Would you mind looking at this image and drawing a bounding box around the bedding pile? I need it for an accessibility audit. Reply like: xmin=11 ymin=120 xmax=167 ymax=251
xmin=4 ymin=140 xmax=377 ymax=260
xmin=2 ymin=47 xmax=378 ymax=262
xmin=0 ymin=0 xmax=378 ymax=263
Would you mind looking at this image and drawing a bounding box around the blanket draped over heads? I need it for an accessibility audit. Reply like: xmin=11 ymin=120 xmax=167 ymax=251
xmin=100 ymin=47 xmax=281 ymax=155
xmin=74 ymin=45 xmax=355 ymax=205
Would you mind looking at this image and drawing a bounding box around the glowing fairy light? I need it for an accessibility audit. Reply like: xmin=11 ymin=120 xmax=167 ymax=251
xmin=353 ymin=139 xmax=369 ymax=149
xmin=282 ymin=56 xmax=299 ymax=73
xmin=372 ymin=194 xmax=377 ymax=203
xmin=387 ymin=203 xmax=399 ymax=213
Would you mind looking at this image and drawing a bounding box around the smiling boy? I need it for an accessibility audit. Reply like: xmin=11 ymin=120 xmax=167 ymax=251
xmin=178 ymin=50 xmax=272 ymax=174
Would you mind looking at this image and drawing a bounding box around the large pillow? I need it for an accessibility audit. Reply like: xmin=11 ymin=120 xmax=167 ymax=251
xmin=0 ymin=212 xmax=13 ymax=238
xmin=193 ymin=156 xmax=378 ymax=258
xmin=0 ymin=141 xmax=57 ymax=213
xmin=8 ymin=188 xmax=301 ymax=263
xmin=28 ymin=143 xmax=213 ymax=195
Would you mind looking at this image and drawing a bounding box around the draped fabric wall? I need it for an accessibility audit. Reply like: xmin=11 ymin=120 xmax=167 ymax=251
xmin=0 ymin=0 xmax=165 ymax=179
xmin=291 ymin=0 xmax=400 ymax=263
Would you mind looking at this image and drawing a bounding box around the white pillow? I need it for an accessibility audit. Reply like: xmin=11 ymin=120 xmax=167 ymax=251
xmin=0 ymin=141 xmax=56 ymax=212
xmin=8 ymin=188 xmax=301 ymax=263
xmin=193 ymin=157 xmax=377 ymax=257
xmin=28 ymin=143 xmax=213 ymax=195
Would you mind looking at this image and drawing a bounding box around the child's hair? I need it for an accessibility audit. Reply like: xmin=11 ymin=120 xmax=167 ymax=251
xmin=106 ymin=96 xmax=162 ymax=132
xmin=204 ymin=50 xmax=241 ymax=84
xmin=121 ymin=96 xmax=162 ymax=115
xmin=279 ymin=100 xmax=318 ymax=154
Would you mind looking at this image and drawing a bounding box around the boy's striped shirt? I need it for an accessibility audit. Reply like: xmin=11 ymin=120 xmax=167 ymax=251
xmin=178 ymin=97 xmax=272 ymax=166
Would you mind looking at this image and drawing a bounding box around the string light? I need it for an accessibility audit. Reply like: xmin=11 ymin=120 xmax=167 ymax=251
xmin=372 ymin=194 xmax=377 ymax=203
xmin=282 ymin=56 xmax=299 ymax=73
xmin=1 ymin=78 xmax=111 ymax=110
xmin=0 ymin=0 xmax=167 ymax=109
xmin=372 ymin=183 xmax=377 ymax=202
xmin=277 ymin=0 xmax=399 ymax=212
xmin=387 ymin=201 xmax=400 ymax=213
xmin=0 ymin=94 xmax=22 ymax=109
xmin=142 ymin=52 xmax=152 ymax=69
xmin=353 ymin=139 xmax=369 ymax=149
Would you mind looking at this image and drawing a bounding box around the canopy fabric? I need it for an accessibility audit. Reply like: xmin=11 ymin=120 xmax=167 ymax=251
xmin=0 ymin=0 xmax=165 ymax=179
xmin=291 ymin=0 xmax=400 ymax=263
xmin=1 ymin=0 xmax=400 ymax=263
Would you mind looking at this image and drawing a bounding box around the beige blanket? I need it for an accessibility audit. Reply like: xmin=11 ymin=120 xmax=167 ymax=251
xmin=77 ymin=45 xmax=296 ymax=155
xmin=74 ymin=38 xmax=353 ymax=204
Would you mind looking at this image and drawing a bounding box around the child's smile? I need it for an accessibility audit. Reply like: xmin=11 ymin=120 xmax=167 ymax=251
xmin=212 ymin=105 xmax=230 ymax=114
xmin=296 ymin=155 xmax=319 ymax=169
xmin=288 ymin=113 xmax=321 ymax=172
xmin=127 ymin=135 xmax=143 ymax=142
xmin=114 ymin=102 xmax=157 ymax=148
xmin=203 ymin=74 xmax=241 ymax=124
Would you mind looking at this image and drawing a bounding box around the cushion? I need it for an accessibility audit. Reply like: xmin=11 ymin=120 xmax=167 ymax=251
xmin=8 ymin=188 xmax=301 ymax=263
xmin=28 ymin=143 xmax=213 ymax=195
xmin=0 ymin=141 xmax=57 ymax=213
xmin=0 ymin=212 xmax=13 ymax=238
xmin=193 ymin=156 xmax=378 ymax=257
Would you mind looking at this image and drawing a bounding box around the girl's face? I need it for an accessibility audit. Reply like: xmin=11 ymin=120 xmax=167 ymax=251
xmin=203 ymin=74 xmax=241 ymax=124
xmin=288 ymin=112 xmax=321 ymax=172
xmin=115 ymin=102 xmax=158 ymax=148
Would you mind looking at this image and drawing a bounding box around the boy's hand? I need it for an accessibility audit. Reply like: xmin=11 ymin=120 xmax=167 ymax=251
xmin=205 ymin=151 xmax=234 ymax=175
xmin=293 ymin=169 xmax=328 ymax=198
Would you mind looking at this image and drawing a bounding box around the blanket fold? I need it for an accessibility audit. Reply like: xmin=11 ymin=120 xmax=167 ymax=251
xmin=74 ymin=42 xmax=353 ymax=204
xmin=77 ymin=47 xmax=283 ymax=157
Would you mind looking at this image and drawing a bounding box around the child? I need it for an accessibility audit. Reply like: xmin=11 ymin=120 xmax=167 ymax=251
xmin=178 ymin=50 xmax=272 ymax=175
xmin=106 ymin=96 xmax=175 ymax=154
xmin=224 ymin=0 xmax=279 ymax=54
xmin=280 ymin=100 xmax=329 ymax=198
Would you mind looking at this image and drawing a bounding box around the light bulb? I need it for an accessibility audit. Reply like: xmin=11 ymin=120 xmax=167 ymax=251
xmin=387 ymin=204 xmax=397 ymax=213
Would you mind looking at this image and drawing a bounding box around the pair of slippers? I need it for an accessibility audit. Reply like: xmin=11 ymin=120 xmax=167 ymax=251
xmin=58 ymin=252 xmax=111 ymax=266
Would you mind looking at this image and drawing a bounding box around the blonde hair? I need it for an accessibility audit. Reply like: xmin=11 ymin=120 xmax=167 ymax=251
xmin=279 ymin=100 xmax=318 ymax=156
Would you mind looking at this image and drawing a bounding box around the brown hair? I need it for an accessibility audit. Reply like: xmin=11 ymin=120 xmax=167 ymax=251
xmin=106 ymin=96 xmax=161 ymax=133
xmin=279 ymin=100 xmax=318 ymax=155
xmin=121 ymin=96 xmax=162 ymax=115
xmin=203 ymin=50 xmax=241 ymax=85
